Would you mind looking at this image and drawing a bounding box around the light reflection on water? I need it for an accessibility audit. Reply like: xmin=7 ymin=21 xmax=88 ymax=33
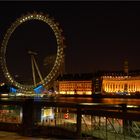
xmin=59 ymin=97 xmax=140 ymax=105
xmin=100 ymin=98 xmax=140 ymax=105
xmin=1 ymin=96 xmax=140 ymax=105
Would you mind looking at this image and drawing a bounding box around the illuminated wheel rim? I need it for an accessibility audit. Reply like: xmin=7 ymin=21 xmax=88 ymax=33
xmin=0 ymin=12 xmax=64 ymax=91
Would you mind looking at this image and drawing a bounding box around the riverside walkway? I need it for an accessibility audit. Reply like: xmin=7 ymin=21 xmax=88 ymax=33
xmin=0 ymin=131 xmax=58 ymax=140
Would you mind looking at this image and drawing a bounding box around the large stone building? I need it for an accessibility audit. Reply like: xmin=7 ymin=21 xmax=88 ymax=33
xmin=94 ymin=70 xmax=140 ymax=95
xmin=57 ymin=61 xmax=140 ymax=95
xmin=94 ymin=61 xmax=140 ymax=95
xmin=57 ymin=73 xmax=93 ymax=95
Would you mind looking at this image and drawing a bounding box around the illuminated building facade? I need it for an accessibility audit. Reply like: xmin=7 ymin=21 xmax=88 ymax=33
xmin=102 ymin=75 xmax=140 ymax=94
xmin=94 ymin=70 xmax=140 ymax=94
xmin=57 ymin=73 xmax=93 ymax=95
xmin=59 ymin=80 xmax=92 ymax=95
xmin=57 ymin=68 xmax=140 ymax=95
xmin=94 ymin=61 xmax=140 ymax=94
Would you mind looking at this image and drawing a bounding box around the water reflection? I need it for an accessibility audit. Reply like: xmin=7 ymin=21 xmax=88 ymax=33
xmin=100 ymin=98 xmax=140 ymax=105
xmin=58 ymin=96 xmax=140 ymax=105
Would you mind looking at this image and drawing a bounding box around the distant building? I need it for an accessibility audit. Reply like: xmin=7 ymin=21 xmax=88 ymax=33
xmin=94 ymin=61 xmax=140 ymax=94
xmin=57 ymin=73 xmax=93 ymax=95
xmin=94 ymin=70 xmax=140 ymax=94
xmin=57 ymin=61 xmax=140 ymax=95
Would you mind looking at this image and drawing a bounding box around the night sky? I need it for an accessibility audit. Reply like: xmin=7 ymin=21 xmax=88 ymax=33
xmin=0 ymin=1 xmax=140 ymax=83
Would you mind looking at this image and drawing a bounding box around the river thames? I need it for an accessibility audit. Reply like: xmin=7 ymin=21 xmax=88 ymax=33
xmin=57 ymin=96 xmax=140 ymax=105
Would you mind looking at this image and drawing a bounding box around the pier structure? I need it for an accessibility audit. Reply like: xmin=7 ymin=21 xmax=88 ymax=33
xmin=0 ymin=98 xmax=140 ymax=139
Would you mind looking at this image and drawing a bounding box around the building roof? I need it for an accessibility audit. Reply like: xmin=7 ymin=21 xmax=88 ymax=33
xmin=94 ymin=70 xmax=140 ymax=77
xmin=57 ymin=70 xmax=140 ymax=81
xmin=57 ymin=73 xmax=94 ymax=81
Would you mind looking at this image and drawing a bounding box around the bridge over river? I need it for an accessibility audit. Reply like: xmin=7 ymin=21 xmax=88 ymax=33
xmin=0 ymin=96 xmax=140 ymax=140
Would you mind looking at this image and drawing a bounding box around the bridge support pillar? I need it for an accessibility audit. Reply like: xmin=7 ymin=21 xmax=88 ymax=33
xmin=20 ymin=99 xmax=36 ymax=135
xmin=76 ymin=106 xmax=82 ymax=138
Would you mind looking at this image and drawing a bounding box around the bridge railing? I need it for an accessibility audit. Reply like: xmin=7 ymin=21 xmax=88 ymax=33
xmin=0 ymin=98 xmax=140 ymax=139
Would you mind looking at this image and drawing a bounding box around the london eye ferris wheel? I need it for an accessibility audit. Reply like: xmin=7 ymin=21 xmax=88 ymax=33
xmin=0 ymin=12 xmax=65 ymax=93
